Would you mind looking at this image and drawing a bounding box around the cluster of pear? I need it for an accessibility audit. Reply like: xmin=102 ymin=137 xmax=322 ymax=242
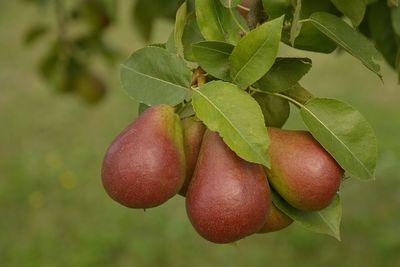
xmin=102 ymin=105 xmax=343 ymax=243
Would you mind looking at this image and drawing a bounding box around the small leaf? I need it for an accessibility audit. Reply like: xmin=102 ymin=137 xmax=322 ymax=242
xmin=367 ymin=1 xmax=397 ymax=68
xmin=182 ymin=14 xmax=205 ymax=62
xmin=179 ymin=103 xmax=196 ymax=119
xmin=219 ymin=0 xmax=241 ymax=8
xmin=195 ymin=0 xmax=245 ymax=44
xmin=230 ymin=16 xmax=284 ymax=89
xmin=300 ymin=98 xmax=377 ymax=180
xmin=253 ymin=93 xmax=290 ymax=128
xmin=330 ymin=0 xmax=366 ymax=27
xmin=262 ymin=0 xmax=291 ymax=19
xmin=257 ymin=58 xmax=312 ymax=93
xmin=307 ymin=12 xmax=382 ymax=79
xmin=272 ymin=191 xmax=342 ymax=240
xmin=120 ymin=47 xmax=192 ymax=106
xmin=166 ymin=30 xmax=177 ymax=54
xmin=281 ymin=0 xmax=337 ymax=53
xmin=192 ymin=81 xmax=270 ymax=167
xmin=290 ymin=0 xmax=303 ymax=46
xmin=174 ymin=2 xmax=188 ymax=57
xmin=192 ymin=41 xmax=234 ymax=80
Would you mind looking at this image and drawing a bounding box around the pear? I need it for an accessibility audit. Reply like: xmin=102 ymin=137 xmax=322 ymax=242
xmin=76 ymin=72 xmax=106 ymax=103
xmin=179 ymin=117 xmax=206 ymax=196
xmin=258 ymin=203 xmax=293 ymax=233
xmin=186 ymin=130 xmax=270 ymax=243
xmin=102 ymin=105 xmax=186 ymax=209
xmin=267 ymin=128 xmax=343 ymax=211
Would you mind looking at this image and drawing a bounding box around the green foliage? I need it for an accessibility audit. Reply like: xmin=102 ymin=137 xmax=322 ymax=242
xmin=367 ymin=1 xmax=398 ymax=68
xmin=330 ymin=0 xmax=366 ymax=27
xmin=299 ymin=98 xmax=377 ymax=180
xmin=230 ymin=16 xmax=284 ymax=89
xmin=192 ymin=41 xmax=234 ymax=80
xmin=272 ymin=192 xmax=342 ymax=240
xmin=262 ymin=0 xmax=291 ymax=19
xmin=192 ymin=81 xmax=270 ymax=167
xmin=23 ymin=0 xmax=119 ymax=103
xmin=283 ymin=0 xmax=338 ymax=53
xmin=307 ymin=12 xmax=383 ymax=78
xmin=120 ymin=47 xmax=192 ymax=106
xmin=253 ymin=93 xmax=290 ymax=128
xmin=256 ymin=57 xmax=312 ymax=93
xmin=195 ymin=0 xmax=247 ymax=44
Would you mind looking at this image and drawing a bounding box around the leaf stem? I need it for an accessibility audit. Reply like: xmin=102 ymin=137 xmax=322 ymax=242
xmin=249 ymin=87 xmax=304 ymax=108
xmin=273 ymin=93 xmax=303 ymax=108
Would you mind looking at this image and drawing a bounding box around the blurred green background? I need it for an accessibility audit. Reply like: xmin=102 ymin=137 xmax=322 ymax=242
xmin=1 ymin=1 xmax=400 ymax=267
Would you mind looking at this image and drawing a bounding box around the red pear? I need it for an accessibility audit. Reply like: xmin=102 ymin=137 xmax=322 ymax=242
xmin=267 ymin=128 xmax=343 ymax=211
xmin=258 ymin=203 xmax=293 ymax=233
xmin=179 ymin=117 xmax=206 ymax=196
xmin=102 ymin=104 xmax=185 ymax=209
xmin=186 ymin=130 xmax=271 ymax=243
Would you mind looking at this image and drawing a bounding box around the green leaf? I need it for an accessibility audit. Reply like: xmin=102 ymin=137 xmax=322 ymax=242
xmin=166 ymin=30 xmax=177 ymax=54
xmin=391 ymin=5 xmax=400 ymax=36
xmin=262 ymin=0 xmax=291 ymax=19
xmin=230 ymin=16 xmax=284 ymax=89
xmin=307 ymin=12 xmax=382 ymax=79
xmin=174 ymin=2 xmax=188 ymax=57
xmin=282 ymin=0 xmax=338 ymax=53
xmin=257 ymin=58 xmax=312 ymax=93
xmin=300 ymin=98 xmax=377 ymax=180
xmin=253 ymin=93 xmax=290 ymax=128
xmin=290 ymin=0 xmax=303 ymax=46
xmin=330 ymin=0 xmax=366 ymax=27
xmin=179 ymin=103 xmax=196 ymax=119
xmin=219 ymin=0 xmax=241 ymax=8
xmin=272 ymin=191 xmax=342 ymax=240
xmin=182 ymin=14 xmax=205 ymax=61
xmin=195 ymin=0 xmax=245 ymax=44
xmin=192 ymin=81 xmax=270 ymax=167
xmin=192 ymin=41 xmax=234 ymax=80
xmin=368 ymin=1 xmax=397 ymax=68
xmin=120 ymin=47 xmax=192 ymax=106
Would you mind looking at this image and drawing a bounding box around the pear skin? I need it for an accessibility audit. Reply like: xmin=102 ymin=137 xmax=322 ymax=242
xmin=258 ymin=203 xmax=293 ymax=233
xmin=267 ymin=128 xmax=343 ymax=211
xmin=186 ymin=130 xmax=271 ymax=243
xmin=179 ymin=117 xmax=206 ymax=196
xmin=102 ymin=105 xmax=185 ymax=208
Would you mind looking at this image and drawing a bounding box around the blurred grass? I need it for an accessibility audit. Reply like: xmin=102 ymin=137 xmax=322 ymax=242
xmin=1 ymin=1 xmax=400 ymax=267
